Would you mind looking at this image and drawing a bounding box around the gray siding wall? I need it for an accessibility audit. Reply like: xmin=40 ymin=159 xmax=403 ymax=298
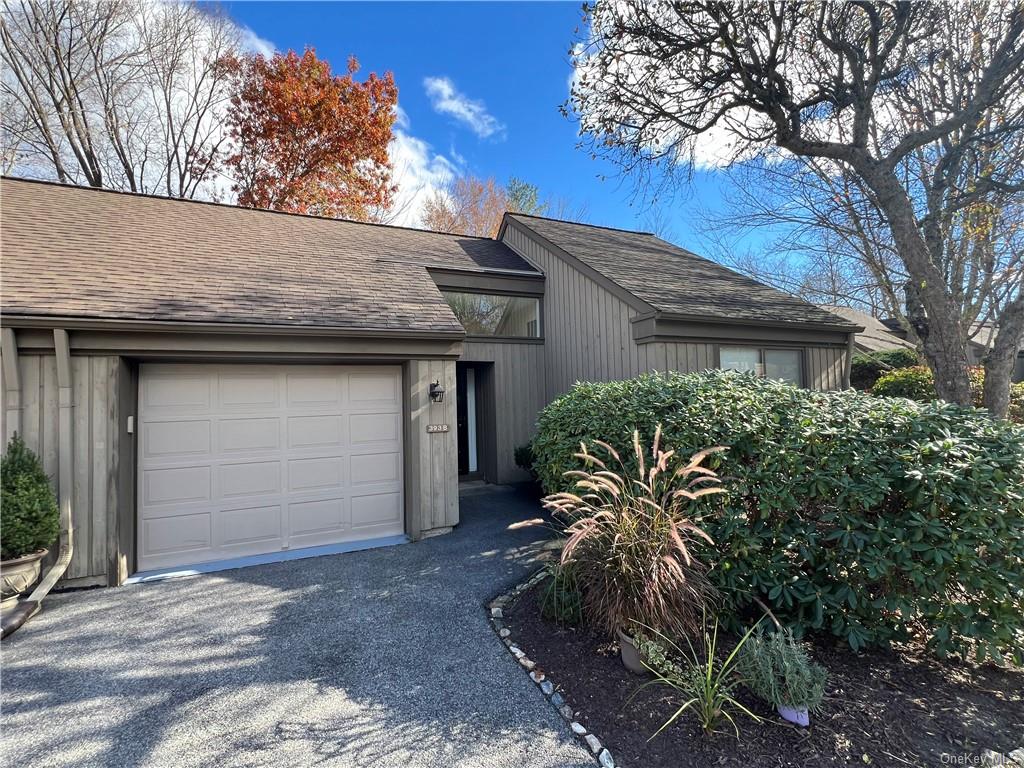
xmin=806 ymin=346 xmax=846 ymax=391
xmin=505 ymin=223 xmax=842 ymax=391
xmin=496 ymin=224 xmax=850 ymax=470
xmin=503 ymin=223 xmax=848 ymax=394
xmin=503 ymin=223 xmax=647 ymax=400
xmin=461 ymin=341 xmax=546 ymax=483
xmin=627 ymin=341 xmax=718 ymax=379
xmin=0 ymin=353 xmax=122 ymax=585
xmin=634 ymin=342 xmax=845 ymax=391
xmin=404 ymin=359 xmax=459 ymax=535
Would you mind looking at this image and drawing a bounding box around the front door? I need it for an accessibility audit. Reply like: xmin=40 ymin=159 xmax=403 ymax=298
xmin=456 ymin=363 xmax=478 ymax=476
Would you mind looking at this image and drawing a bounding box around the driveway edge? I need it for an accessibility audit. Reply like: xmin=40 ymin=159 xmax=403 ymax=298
xmin=488 ymin=571 xmax=615 ymax=768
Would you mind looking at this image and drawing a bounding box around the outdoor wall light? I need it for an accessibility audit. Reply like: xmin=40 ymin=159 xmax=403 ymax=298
xmin=429 ymin=380 xmax=445 ymax=403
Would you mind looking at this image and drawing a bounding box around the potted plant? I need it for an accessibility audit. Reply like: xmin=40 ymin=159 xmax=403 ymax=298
xmin=737 ymin=627 xmax=828 ymax=726
xmin=542 ymin=427 xmax=724 ymax=673
xmin=1 ymin=434 xmax=60 ymax=612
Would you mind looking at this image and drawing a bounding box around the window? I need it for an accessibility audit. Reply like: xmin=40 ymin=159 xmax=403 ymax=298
xmin=441 ymin=291 xmax=541 ymax=338
xmin=720 ymin=346 xmax=803 ymax=386
xmin=719 ymin=347 xmax=761 ymax=376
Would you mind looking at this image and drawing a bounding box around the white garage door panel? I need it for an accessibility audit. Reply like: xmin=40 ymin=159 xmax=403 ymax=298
xmin=143 ymin=513 xmax=210 ymax=552
xmin=144 ymin=466 xmax=211 ymax=506
xmin=144 ymin=420 xmax=212 ymax=457
xmin=217 ymin=505 xmax=282 ymax=547
xmin=288 ymin=415 xmax=345 ymax=449
xmin=286 ymin=374 xmax=344 ymax=407
xmin=289 ymin=498 xmax=347 ymax=542
xmin=352 ymin=492 xmax=403 ymax=529
xmin=288 ymin=456 xmax=345 ymax=492
xmin=220 ymin=418 xmax=281 ymax=453
xmin=137 ymin=364 xmax=404 ymax=572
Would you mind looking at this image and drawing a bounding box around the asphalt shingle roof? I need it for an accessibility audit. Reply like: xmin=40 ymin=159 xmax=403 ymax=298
xmin=508 ymin=214 xmax=859 ymax=329
xmin=0 ymin=178 xmax=534 ymax=333
xmin=819 ymin=305 xmax=915 ymax=352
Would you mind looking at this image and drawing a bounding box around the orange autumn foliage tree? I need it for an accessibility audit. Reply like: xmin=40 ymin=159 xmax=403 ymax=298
xmin=420 ymin=176 xmax=508 ymax=237
xmin=221 ymin=49 xmax=397 ymax=219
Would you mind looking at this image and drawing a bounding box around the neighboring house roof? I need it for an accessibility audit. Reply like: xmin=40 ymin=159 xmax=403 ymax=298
xmin=969 ymin=323 xmax=997 ymax=349
xmin=881 ymin=317 xmax=1023 ymax=355
xmin=504 ymin=214 xmax=859 ymax=330
xmin=819 ymin=305 xmax=916 ymax=353
xmin=0 ymin=177 xmax=534 ymax=334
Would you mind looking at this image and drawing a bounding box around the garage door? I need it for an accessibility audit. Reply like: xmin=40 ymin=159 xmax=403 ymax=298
xmin=137 ymin=364 xmax=404 ymax=572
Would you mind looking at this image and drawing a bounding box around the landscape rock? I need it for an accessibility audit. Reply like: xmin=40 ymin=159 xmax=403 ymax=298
xmin=489 ymin=570 xmax=615 ymax=767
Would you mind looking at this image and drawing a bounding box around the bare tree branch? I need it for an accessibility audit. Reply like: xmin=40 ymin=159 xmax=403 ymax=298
xmin=571 ymin=0 xmax=1024 ymax=415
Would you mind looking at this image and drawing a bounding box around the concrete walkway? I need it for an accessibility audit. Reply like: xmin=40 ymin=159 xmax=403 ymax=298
xmin=0 ymin=489 xmax=593 ymax=768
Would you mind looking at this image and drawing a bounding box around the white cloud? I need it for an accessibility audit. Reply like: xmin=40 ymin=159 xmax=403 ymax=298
xmin=237 ymin=25 xmax=275 ymax=58
xmin=393 ymin=104 xmax=411 ymax=130
xmin=448 ymin=143 xmax=466 ymax=167
xmin=423 ymin=76 xmax=505 ymax=139
xmin=383 ymin=124 xmax=460 ymax=227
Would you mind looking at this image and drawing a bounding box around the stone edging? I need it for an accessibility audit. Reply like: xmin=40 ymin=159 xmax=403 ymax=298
xmin=488 ymin=569 xmax=617 ymax=768
xmin=487 ymin=572 xmax=1024 ymax=768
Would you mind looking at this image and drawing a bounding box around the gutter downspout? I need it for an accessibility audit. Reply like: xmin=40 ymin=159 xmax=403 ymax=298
xmin=2 ymin=329 xmax=74 ymax=639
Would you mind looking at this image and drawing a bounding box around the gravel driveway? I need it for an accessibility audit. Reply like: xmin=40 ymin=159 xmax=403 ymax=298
xmin=0 ymin=488 xmax=593 ymax=768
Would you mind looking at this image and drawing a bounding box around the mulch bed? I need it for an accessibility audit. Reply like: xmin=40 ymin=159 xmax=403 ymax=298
xmin=505 ymin=581 xmax=1024 ymax=768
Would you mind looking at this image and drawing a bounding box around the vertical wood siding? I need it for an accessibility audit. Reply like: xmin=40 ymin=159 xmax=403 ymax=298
xmin=806 ymin=346 xmax=846 ymax=391
xmin=461 ymin=341 xmax=546 ymax=483
xmin=0 ymin=354 xmax=121 ymax=583
xmin=490 ymin=225 xmax=850 ymax=481
xmin=404 ymin=359 xmax=458 ymax=534
xmin=504 ymin=224 xmax=845 ymax=389
xmin=504 ymin=225 xmax=643 ymax=400
xmin=635 ymin=341 xmax=718 ymax=377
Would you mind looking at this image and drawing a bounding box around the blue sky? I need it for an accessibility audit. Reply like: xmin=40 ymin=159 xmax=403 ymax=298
xmin=223 ymin=1 xmax=728 ymax=245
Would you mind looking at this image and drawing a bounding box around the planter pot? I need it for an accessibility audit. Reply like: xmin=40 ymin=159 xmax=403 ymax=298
xmin=777 ymin=704 xmax=810 ymax=727
xmin=617 ymin=628 xmax=646 ymax=674
xmin=1 ymin=550 xmax=46 ymax=613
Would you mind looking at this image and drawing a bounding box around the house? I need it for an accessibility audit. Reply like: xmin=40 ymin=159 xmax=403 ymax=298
xmin=965 ymin=325 xmax=1024 ymax=381
xmin=878 ymin=317 xmax=1024 ymax=381
xmin=0 ymin=177 xmax=860 ymax=587
xmin=818 ymin=305 xmax=917 ymax=354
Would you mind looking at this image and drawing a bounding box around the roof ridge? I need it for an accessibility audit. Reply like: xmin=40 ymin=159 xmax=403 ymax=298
xmin=507 ymin=210 xmax=654 ymax=236
xmin=0 ymin=175 xmax=498 ymax=242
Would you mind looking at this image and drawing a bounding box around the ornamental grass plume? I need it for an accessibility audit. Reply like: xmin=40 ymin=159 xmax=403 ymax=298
xmin=542 ymin=426 xmax=724 ymax=639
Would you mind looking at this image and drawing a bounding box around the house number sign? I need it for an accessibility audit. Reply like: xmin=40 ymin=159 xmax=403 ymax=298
xmin=426 ymin=424 xmax=450 ymax=433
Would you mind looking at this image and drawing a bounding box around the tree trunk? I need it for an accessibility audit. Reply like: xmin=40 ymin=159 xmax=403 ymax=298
xmin=855 ymin=163 xmax=974 ymax=405
xmin=983 ymin=294 xmax=1024 ymax=419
